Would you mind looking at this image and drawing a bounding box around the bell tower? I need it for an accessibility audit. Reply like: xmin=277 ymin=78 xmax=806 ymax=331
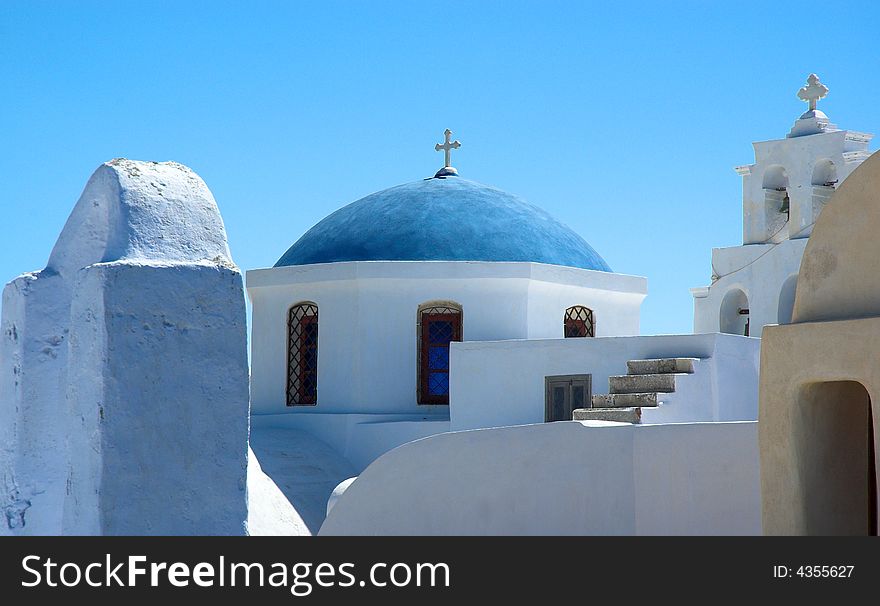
xmin=692 ymin=75 xmax=875 ymax=338
xmin=736 ymin=74 xmax=873 ymax=245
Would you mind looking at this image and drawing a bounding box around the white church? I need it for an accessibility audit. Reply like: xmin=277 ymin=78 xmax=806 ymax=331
xmin=1 ymin=75 xmax=877 ymax=535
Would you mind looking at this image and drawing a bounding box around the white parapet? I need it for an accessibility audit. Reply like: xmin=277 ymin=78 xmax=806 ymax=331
xmin=1 ymin=159 xmax=250 ymax=535
xmin=320 ymin=420 xmax=761 ymax=536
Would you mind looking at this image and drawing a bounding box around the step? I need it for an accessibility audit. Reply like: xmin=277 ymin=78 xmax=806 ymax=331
xmin=573 ymin=407 xmax=641 ymax=424
xmin=626 ymin=358 xmax=697 ymax=375
xmin=591 ymin=392 xmax=659 ymax=408
xmin=609 ymin=373 xmax=679 ymax=394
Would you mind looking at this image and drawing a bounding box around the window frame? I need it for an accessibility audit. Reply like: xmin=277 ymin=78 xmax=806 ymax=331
xmin=417 ymin=301 xmax=463 ymax=405
xmin=544 ymin=374 xmax=592 ymax=422
xmin=564 ymin=305 xmax=596 ymax=338
xmin=286 ymin=302 xmax=319 ymax=407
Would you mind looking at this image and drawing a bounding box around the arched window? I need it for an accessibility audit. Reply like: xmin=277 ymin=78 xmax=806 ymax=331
xmin=564 ymin=306 xmax=595 ymax=338
xmin=287 ymin=302 xmax=318 ymax=406
xmin=418 ymin=302 xmax=462 ymax=405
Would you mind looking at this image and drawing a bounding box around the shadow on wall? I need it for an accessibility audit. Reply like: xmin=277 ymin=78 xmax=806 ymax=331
xmin=720 ymin=288 xmax=750 ymax=336
xmin=777 ymin=274 xmax=798 ymax=325
xmin=249 ymin=426 xmax=355 ymax=534
xmin=320 ymin=420 xmax=761 ymax=536
xmin=795 ymin=381 xmax=876 ymax=535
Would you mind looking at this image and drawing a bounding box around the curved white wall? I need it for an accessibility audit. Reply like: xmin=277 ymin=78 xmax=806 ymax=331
xmin=320 ymin=420 xmax=761 ymax=536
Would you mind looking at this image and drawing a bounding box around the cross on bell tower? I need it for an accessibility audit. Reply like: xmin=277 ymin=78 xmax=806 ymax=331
xmin=787 ymin=73 xmax=838 ymax=138
xmin=797 ymin=74 xmax=829 ymax=112
xmin=434 ymin=129 xmax=461 ymax=177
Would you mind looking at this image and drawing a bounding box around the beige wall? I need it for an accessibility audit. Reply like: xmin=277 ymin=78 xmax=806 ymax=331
xmin=793 ymin=152 xmax=880 ymax=324
xmin=760 ymin=318 xmax=879 ymax=535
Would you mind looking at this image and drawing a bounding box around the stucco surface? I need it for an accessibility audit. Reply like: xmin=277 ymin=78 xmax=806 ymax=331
xmin=451 ymin=333 xmax=759 ymax=431
xmin=760 ymin=318 xmax=880 ymax=535
xmin=760 ymin=152 xmax=880 ymax=535
xmin=248 ymin=426 xmax=355 ymax=534
xmin=1 ymin=160 xmax=250 ymax=535
xmin=0 ymin=271 xmax=71 ymax=534
xmin=320 ymin=420 xmax=761 ymax=535
xmin=693 ymin=108 xmax=873 ymax=337
xmin=247 ymin=261 xmax=645 ymax=419
xmin=64 ymin=262 xmax=250 ymax=535
xmin=793 ymin=151 xmax=880 ymax=323
xmin=48 ymin=159 xmax=233 ymax=276
xmin=742 ymin=129 xmax=870 ymax=245
xmin=692 ymin=239 xmax=806 ymax=337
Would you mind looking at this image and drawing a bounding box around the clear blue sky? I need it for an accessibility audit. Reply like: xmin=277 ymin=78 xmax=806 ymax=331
xmin=2 ymin=1 xmax=879 ymax=335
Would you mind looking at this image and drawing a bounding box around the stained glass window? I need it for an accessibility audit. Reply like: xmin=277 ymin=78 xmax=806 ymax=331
xmin=418 ymin=303 xmax=462 ymax=405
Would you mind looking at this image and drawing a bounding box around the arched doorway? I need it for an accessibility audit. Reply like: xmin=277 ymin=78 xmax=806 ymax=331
xmin=777 ymin=274 xmax=798 ymax=325
xmin=795 ymin=381 xmax=877 ymax=535
xmin=720 ymin=288 xmax=750 ymax=336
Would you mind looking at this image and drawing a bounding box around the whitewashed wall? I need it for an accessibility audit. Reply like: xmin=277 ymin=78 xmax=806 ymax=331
xmin=320 ymin=420 xmax=761 ymax=535
xmin=1 ymin=159 xmax=251 ymax=536
xmin=450 ymin=333 xmax=759 ymax=432
xmin=692 ymin=118 xmax=873 ymax=339
xmin=692 ymin=238 xmax=806 ymax=338
xmin=742 ymin=130 xmax=871 ymax=244
xmin=0 ymin=271 xmax=71 ymax=534
xmin=64 ymin=262 xmax=250 ymax=535
xmin=251 ymin=412 xmax=450 ymax=474
xmin=247 ymin=261 xmax=646 ymax=417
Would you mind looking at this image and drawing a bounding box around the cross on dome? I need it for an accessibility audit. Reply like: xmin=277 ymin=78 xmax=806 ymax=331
xmin=434 ymin=129 xmax=461 ymax=177
xmin=797 ymin=74 xmax=829 ymax=112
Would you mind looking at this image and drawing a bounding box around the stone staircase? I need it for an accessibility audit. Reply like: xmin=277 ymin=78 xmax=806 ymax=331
xmin=573 ymin=358 xmax=697 ymax=424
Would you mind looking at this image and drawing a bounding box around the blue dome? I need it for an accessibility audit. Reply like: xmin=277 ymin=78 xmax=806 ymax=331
xmin=275 ymin=176 xmax=611 ymax=272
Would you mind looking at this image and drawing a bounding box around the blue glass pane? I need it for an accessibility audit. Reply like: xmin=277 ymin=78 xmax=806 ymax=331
xmin=428 ymin=321 xmax=453 ymax=344
xmin=429 ymin=346 xmax=449 ymax=370
xmin=428 ymin=373 xmax=449 ymax=396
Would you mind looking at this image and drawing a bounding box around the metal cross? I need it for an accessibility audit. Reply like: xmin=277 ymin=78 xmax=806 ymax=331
xmin=434 ymin=129 xmax=461 ymax=168
xmin=797 ymin=74 xmax=829 ymax=111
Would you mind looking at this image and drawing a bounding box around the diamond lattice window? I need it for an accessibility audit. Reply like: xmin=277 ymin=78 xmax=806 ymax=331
xmin=564 ymin=305 xmax=595 ymax=338
xmin=287 ymin=303 xmax=318 ymax=406
xmin=418 ymin=303 xmax=462 ymax=405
